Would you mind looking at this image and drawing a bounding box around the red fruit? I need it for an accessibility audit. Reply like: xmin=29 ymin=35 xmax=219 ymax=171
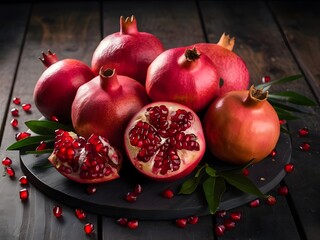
xmin=242 ymin=168 xmax=249 ymax=176
xmin=277 ymin=185 xmax=289 ymax=196
xmin=215 ymin=224 xmax=226 ymax=236
xmin=22 ymin=103 xmax=31 ymax=112
xmin=216 ymin=210 xmax=227 ymax=218
xmin=203 ymin=85 xmax=280 ymax=165
xmin=53 ymin=205 xmax=63 ymax=218
xmin=84 ymin=223 xmax=94 ymax=234
xmin=6 ymin=167 xmax=15 ymax=177
xmin=15 ymin=131 xmax=31 ymax=141
xmin=19 ymin=176 xmax=28 ymax=185
xmin=161 ymin=189 xmax=174 ymax=199
xmin=117 ymin=217 xmax=128 ymax=227
xmin=249 ymin=199 xmax=260 ymax=208
xmin=127 ymin=219 xmax=139 ymax=230
xmin=91 ymin=15 xmax=164 ymax=85
xmin=262 ymin=75 xmax=271 ymax=83
xmin=175 ymin=218 xmax=187 ymax=228
xmin=187 ymin=216 xmax=199 ymax=225
xmin=124 ymin=102 xmax=206 ymax=181
xmin=133 ymin=184 xmax=143 ymax=195
xmin=269 ymin=149 xmax=277 ymax=157
xmin=230 ymin=211 xmax=242 ymax=221
xmin=125 ymin=192 xmax=137 ymax=203
xmin=284 ymin=164 xmax=294 ymax=173
xmin=223 ymin=218 xmax=236 ymax=230
xmin=191 ymin=33 xmax=250 ymax=97
xmin=33 ymin=50 xmax=94 ymax=123
xmin=2 ymin=157 xmax=12 ymax=166
xmin=86 ymin=185 xmax=97 ymax=195
xmin=146 ymin=47 xmax=219 ymax=113
xmin=48 ymin=129 xmax=122 ymax=184
xmin=11 ymin=119 xmax=18 ymax=128
xmin=298 ymin=127 xmax=309 ymax=137
xmin=19 ymin=189 xmax=29 ymax=201
xmin=299 ymin=142 xmax=310 ymax=151
xmin=13 ymin=97 xmax=21 ymax=105
xmin=71 ymin=67 xmax=149 ymax=151
xmin=36 ymin=141 xmax=47 ymax=151
xmin=266 ymin=195 xmax=277 ymax=205
xmin=11 ymin=108 xmax=19 ymax=117
xmin=75 ymin=209 xmax=86 ymax=220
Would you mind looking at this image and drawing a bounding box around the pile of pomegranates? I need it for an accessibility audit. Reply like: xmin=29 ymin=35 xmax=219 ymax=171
xmin=31 ymin=15 xmax=280 ymax=184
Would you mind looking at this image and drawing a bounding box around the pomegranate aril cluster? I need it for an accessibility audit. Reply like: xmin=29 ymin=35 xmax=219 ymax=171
xmin=175 ymin=215 xmax=199 ymax=228
xmin=125 ymin=184 xmax=142 ymax=203
xmin=117 ymin=217 xmax=139 ymax=230
xmin=215 ymin=210 xmax=242 ymax=236
xmin=10 ymin=97 xmax=32 ymax=129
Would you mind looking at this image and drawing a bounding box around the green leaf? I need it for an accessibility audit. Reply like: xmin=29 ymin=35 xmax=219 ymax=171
xmin=25 ymin=120 xmax=73 ymax=135
xmin=269 ymin=99 xmax=312 ymax=113
xmin=25 ymin=149 xmax=53 ymax=154
xmin=256 ymin=74 xmax=302 ymax=90
xmin=195 ymin=164 xmax=206 ymax=178
xmin=269 ymin=92 xmax=317 ymax=106
xmin=6 ymin=135 xmax=54 ymax=150
xmin=219 ymin=171 xmax=266 ymax=198
xmin=205 ymin=166 xmax=217 ymax=177
xmin=179 ymin=176 xmax=202 ymax=195
xmin=274 ymin=107 xmax=300 ymax=120
xmin=203 ymin=176 xmax=226 ymax=214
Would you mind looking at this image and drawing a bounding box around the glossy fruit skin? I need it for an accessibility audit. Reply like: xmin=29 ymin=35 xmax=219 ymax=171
xmin=91 ymin=16 xmax=164 ymax=85
xmin=33 ymin=50 xmax=94 ymax=123
xmin=71 ymin=67 xmax=149 ymax=151
xmin=203 ymin=86 xmax=280 ymax=165
xmin=192 ymin=33 xmax=250 ymax=97
xmin=146 ymin=47 xmax=220 ymax=113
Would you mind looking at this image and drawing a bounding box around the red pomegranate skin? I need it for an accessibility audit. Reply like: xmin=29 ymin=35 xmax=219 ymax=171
xmin=146 ymin=47 xmax=220 ymax=113
xmin=91 ymin=16 xmax=164 ymax=85
xmin=71 ymin=68 xmax=149 ymax=151
xmin=34 ymin=51 xmax=95 ymax=123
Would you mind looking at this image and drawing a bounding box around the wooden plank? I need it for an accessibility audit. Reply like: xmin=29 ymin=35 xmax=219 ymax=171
xmin=0 ymin=1 xmax=101 ymax=239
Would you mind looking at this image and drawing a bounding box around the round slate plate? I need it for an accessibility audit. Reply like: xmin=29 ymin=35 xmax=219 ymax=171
xmin=20 ymin=133 xmax=291 ymax=220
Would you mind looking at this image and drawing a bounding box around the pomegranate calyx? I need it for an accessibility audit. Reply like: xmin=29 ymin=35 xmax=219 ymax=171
xmin=99 ymin=67 xmax=122 ymax=92
xmin=120 ymin=15 xmax=138 ymax=35
xmin=39 ymin=49 xmax=59 ymax=68
xmin=217 ymin=32 xmax=235 ymax=51
xmin=184 ymin=47 xmax=201 ymax=62
xmin=245 ymin=85 xmax=268 ymax=106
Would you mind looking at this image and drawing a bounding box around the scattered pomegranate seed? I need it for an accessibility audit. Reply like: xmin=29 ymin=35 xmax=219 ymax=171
xmin=277 ymin=185 xmax=289 ymax=196
xmin=53 ymin=205 xmax=63 ymax=218
xmin=13 ymin=97 xmax=21 ymax=105
xmin=127 ymin=219 xmax=139 ymax=230
xmin=284 ymin=164 xmax=294 ymax=173
xmin=249 ymin=199 xmax=260 ymax=208
xmin=298 ymin=127 xmax=309 ymax=137
xmin=266 ymin=195 xmax=277 ymax=205
xmin=215 ymin=224 xmax=226 ymax=236
xmin=19 ymin=188 xmax=29 ymax=201
xmin=230 ymin=211 xmax=242 ymax=221
xmin=75 ymin=209 xmax=86 ymax=220
xmin=262 ymin=75 xmax=271 ymax=83
xmin=187 ymin=215 xmax=199 ymax=225
xmin=22 ymin=103 xmax=31 ymax=112
xmin=50 ymin=115 xmax=59 ymax=122
xmin=11 ymin=108 xmax=19 ymax=117
xmin=6 ymin=167 xmax=15 ymax=177
xmin=117 ymin=217 xmax=128 ymax=227
xmin=133 ymin=184 xmax=143 ymax=195
xmin=10 ymin=119 xmax=18 ymax=128
xmin=36 ymin=141 xmax=47 ymax=151
xmin=19 ymin=176 xmax=28 ymax=185
xmin=86 ymin=185 xmax=97 ymax=194
xmin=269 ymin=149 xmax=277 ymax=157
xmin=2 ymin=157 xmax=12 ymax=166
xmin=279 ymin=119 xmax=286 ymax=125
xmin=299 ymin=142 xmax=310 ymax=151
xmin=242 ymin=168 xmax=249 ymax=176
xmin=84 ymin=223 xmax=94 ymax=234
xmin=223 ymin=218 xmax=236 ymax=230
xmin=125 ymin=192 xmax=137 ymax=202
xmin=15 ymin=132 xmax=31 ymax=141
xmin=175 ymin=218 xmax=187 ymax=228
xmin=216 ymin=210 xmax=227 ymax=218
xmin=161 ymin=189 xmax=174 ymax=199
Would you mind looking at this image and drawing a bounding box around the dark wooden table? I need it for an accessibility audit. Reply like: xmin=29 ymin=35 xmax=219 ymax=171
xmin=0 ymin=1 xmax=319 ymax=239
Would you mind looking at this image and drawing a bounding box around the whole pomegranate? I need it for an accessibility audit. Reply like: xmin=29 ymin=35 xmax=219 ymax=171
xmin=203 ymin=85 xmax=280 ymax=165
xmin=191 ymin=33 xmax=250 ymax=96
xmin=91 ymin=15 xmax=164 ymax=85
xmin=48 ymin=129 xmax=122 ymax=184
xmin=124 ymin=101 xmax=206 ymax=181
xmin=71 ymin=67 xmax=149 ymax=151
xmin=145 ymin=47 xmax=220 ymax=113
xmin=33 ymin=50 xmax=95 ymax=123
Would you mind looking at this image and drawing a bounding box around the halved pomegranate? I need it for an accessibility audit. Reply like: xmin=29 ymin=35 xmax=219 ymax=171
xmin=48 ymin=129 xmax=122 ymax=184
xmin=124 ymin=102 xmax=205 ymax=181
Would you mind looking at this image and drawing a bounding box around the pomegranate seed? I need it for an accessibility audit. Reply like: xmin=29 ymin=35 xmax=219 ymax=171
xmin=223 ymin=218 xmax=236 ymax=230
xmin=266 ymin=195 xmax=277 ymax=205
xmin=50 ymin=115 xmax=59 ymax=122
xmin=279 ymin=119 xmax=286 ymax=125
xmin=216 ymin=210 xmax=227 ymax=218
xmin=277 ymin=185 xmax=289 ymax=196
xmin=22 ymin=103 xmax=31 ymax=112
xmin=13 ymin=97 xmax=21 ymax=105
xmin=230 ymin=211 xmax=242 ymax=221
xmin=53 ymin=205 xmax=63 ymax=218
xmin=84 ymin=223 xmax=94 ymax=234
xmin=298 ymin=127 xmax=309 ymax=137
xmin=161 ymin=189 xmax=174 ymax=199
xmin=284 ymin=164 xmax=294 ymax=173
xmin=133 ymin=184 xmax=143 ymax=195
xmin=36 ymin=141 xmax=47 ymax=151
xmin=15 ymin=132 xmax=31 ymax=141
xmin=19 ymin=188 xmax=29 ymax=201
xmin=6 ymin=167 xmax=15 ymax=177
xmin=11 ymin=108 xmax=19 ymax=117
xmin=299 ymin=142 xmax=310 ymax=151
xmin=2 ymin=157 xmax=12 ymax=166
xmin=117 ymin=217 xmax=128 ymax=227
xmin=19 ymin=176 xmax=28 ymax=185
xmin=269 ymin=149 xmax=277 ymax=157
xmin=125 ymin=192 xmax=137 ymax=202
xmin=127 ymin=219 xmax=139 ymax=230
xmin=11 ymin=119 xmax=18 ymax=128
xmin=187 ymin=215 xmax=199 ymax=224
xmin=175 ymin=218 xmax=187 ymax=228
xmin=242 ymin=168 xmax=249 ymax=176
xmin=249 ymin=199 xmax=260 ymax=208
xmin=75 ymin=209 xmax=86 ymax=220
xmin=262 ymin=75 xmax=271 ymax=83
xmin=215 ymin=224 xmax=226 ymax=236
xmin=86 ymin=185 xmax=97 ymax=194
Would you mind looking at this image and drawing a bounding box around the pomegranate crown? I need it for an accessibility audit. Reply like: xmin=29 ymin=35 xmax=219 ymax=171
xmin=217 ymin=33 xmax=235 ymax=51
xmin=39 ymin=49 xmax=59 ymax=68
xmin=120 ymin=15 xmax=138 ymax=34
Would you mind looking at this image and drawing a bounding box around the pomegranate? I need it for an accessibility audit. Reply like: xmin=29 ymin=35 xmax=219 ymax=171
xmin=33 ymin=50 xmax=95 ymax=123
xmin=48 ymin=129 xmax=122 ymax=184
xmin=203 ymin=85 xmax=280 ymax=165
xmin=191 ymin=33 xmax=250 ymax=96
xmin=124 ymin=102 xmax=206 ymax=181
xmin=91 ymin=15 xmax=164 ymax=85
xmin=145 ymin=47 xmax=220 ymax=113
xmin=71 ymin=67 xmax=149 ymax=151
